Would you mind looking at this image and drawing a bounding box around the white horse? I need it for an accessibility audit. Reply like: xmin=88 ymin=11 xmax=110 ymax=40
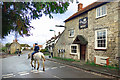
xmin=28 ymin=51 xmax=46 ymax=71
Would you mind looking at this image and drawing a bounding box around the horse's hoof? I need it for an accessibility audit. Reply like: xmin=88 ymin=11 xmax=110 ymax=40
xmin=34 ymin=67 xmax=36 ymax=69
xmin=37 ymin=68 xmax=39 ymax=70
xmin=43 ymin=68 xmax=45 ymax=71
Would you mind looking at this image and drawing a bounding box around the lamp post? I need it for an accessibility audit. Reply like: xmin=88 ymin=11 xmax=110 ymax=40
xmin=49 ymin=29 xmax=56 ymax=37
xmin=55 ymin=25 xmax=66 ymax=28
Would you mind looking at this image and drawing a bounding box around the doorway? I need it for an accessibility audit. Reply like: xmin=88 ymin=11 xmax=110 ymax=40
xmin=80 ymin=45 xmax=86 ymax=60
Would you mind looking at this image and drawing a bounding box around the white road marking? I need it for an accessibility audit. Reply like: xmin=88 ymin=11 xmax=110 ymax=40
xmin=60 ymin=66 xmax=65 ymax=68
xmin=39 ymin=71 xmax=44 ymax=72
xmin=31 ymin=70 xmax=37 ymax=72
xmin=2 ymin=74 xmax=15 ymax=78
xmin=18 ymin=71 xmax=29 ymax=76
xmin=20 ymin=73 xmax=29 ymax=76
xmin=53 ymin=76 xmax=60 ymax=78
xmin=53 ymin=62 xmax=57 ymax=63
xmin=51 ymin=67 xmax=57 ymax=69
xmin=2 ymin=73 xmax=14 ymax=76
xmin=45 ymin=68 xmax=49 ymax=70
xmin=18 ymin=71 xmax=28 ymax=74
xmin=31 ymin=70 xmax=44 ymax=73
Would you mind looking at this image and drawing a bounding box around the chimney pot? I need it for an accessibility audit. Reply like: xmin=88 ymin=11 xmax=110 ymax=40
xmin=13 ymin=39 xmax=17 ymax=42
xmin=78 ymin=3 xmax=83 ymax=11
xmin=58 ymin=32 xmax=60 ymax=35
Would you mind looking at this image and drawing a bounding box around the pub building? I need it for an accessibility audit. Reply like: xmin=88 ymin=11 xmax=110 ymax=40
xmin=53 ymin=1 xmax=120 ymax=67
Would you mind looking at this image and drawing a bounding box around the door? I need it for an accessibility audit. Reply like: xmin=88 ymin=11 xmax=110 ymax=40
xmin=80 ymin=45 xmax=86 ymax=60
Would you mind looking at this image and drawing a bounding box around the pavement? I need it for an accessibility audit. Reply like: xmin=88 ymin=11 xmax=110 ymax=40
xmin=46 ymin=56 xmax=120 ymax=79
xmin=0 ymin=52 xmax=18 ymax=58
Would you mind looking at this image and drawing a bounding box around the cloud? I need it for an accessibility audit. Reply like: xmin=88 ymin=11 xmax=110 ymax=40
xmin=2 ymin=1 xmax=96 ymax=46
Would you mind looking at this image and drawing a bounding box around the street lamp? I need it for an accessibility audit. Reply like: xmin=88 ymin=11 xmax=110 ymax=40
xmin=76 ymin=0 xmax=79 ymax=4
xmin=49 ymin=29 xmax=56 ymax=37
xmin=55 ymin=25 xmax=66 ymax=28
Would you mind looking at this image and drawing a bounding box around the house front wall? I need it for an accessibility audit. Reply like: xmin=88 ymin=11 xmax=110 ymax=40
xmin=118 ymin=1 xmax=120 ymax=61
xmin=54 ymin=13 xmax=88 ymax=60
xmin=88 ymin=2 xmax=119 ymax=66
xmin=54 ymin=2 xmax=119 ymax=66
xmin=10 ymin=42 xmax=21 ymax=54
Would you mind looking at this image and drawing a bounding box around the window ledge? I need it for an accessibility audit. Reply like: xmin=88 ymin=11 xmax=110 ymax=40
xmin=70 ymin=53 xmax=77 ymax=55
xmin=69 ymin=36 xmax=74 ymax=38
xmin=94 ymin=49 xmax=107 ymax=51
xmin=96 ymin=14 xmax=107 ymax=19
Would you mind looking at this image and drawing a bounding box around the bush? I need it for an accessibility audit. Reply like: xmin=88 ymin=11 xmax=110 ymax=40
xmin=53 ymin=57 xmax=80 ymax=62
xmin=40 ymin=49 xmax=48 ymax=53
xmin=1 ymin=47 xmax=7 ymax=52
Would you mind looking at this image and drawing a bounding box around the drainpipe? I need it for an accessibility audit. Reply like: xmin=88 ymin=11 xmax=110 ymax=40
xmin=117 ymin=56 xmax=120 ymax=75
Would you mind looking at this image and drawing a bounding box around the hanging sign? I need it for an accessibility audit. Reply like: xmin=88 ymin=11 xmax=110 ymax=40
xmin=79 ymin=17 xmax=88 ymax=29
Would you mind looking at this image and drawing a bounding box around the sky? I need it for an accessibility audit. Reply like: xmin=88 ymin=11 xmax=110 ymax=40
xmin=1 ymin=0 xmax=97 ymax=47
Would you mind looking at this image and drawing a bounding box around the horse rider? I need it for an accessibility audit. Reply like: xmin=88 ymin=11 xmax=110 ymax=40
xmin=32 ymin=43 xmax=39 ymax=60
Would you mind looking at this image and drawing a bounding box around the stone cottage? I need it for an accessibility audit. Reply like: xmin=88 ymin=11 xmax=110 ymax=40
xmin=53 ymin=1 xmax=120 ymax=66
xmin=10 ymin=39 xmax=21 ymax=54
xmin=46 ymin=32 xmax=62 ymax=55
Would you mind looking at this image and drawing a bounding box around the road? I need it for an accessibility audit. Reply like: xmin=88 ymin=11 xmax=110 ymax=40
xmin=1 ymin=51 xmax=113 ymax=80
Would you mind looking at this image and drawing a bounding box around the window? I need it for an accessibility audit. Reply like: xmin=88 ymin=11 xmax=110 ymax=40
xmin=69 ymin=29 xmax=74 ymax=37
xmin=95 ymin=29 xmax=107 ymax=49
xmin=70 ymin=44 xmax=78 ymax=54
xmin=96 ymin=5 xmax=107 ymax=18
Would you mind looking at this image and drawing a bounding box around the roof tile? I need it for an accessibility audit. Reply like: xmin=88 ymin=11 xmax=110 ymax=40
xmin=64 ymin=2 xmax=107 ymax=22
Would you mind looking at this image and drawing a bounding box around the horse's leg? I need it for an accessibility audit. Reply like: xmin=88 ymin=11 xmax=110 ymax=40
xmin=41 ymin=55 xmax=45 ymax=71
xmin=42 ymin=60 xmax=45 ymax=71
xmin=37 ymin=60 xmax=40 ymax=70
xmin=34 ymin=60 xmax=36 ymax=69
xmin=31 ymin=60 xmax=34 ymax=67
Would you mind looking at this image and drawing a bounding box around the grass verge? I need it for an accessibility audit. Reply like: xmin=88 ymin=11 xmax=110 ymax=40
xmin=53 ymin=57 xmax=80 ymax=62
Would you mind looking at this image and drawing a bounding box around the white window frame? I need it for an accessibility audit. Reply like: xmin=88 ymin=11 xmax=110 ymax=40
xmin=69 ymin=29 xmax=74 ymax=37
xmin=96 ymin=5 xmax=107 ymax=18
xmin=70 ymin=44 xmax=78 ymax=54
xmin=95 ymin=29 xmax=107 ymax=49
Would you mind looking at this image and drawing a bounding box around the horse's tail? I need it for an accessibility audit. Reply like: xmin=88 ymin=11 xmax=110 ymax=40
xmin=41 ymin=54 xmax=46 ymax=61
xmin=38 ymin=52 xmax=46 ymax=61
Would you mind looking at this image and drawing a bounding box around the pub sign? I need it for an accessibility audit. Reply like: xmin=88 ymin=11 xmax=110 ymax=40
xmin=79 ymin=17 xmax=88 ymax=29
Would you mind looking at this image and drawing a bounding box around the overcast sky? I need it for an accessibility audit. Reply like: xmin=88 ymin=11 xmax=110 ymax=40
xmin=1 ymin=0 xmax=97 ymax=47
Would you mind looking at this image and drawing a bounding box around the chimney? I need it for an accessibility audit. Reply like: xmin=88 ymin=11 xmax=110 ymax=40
xmin=58 ymin=32 xmax=60 ymax=35
xmin=15 ymin=38 xmax=17 ymax=42
xmin=54 ymin=35 xmax=56 ymax=39
xmin=78 ymin=3 xmax=83 ymax=11
xmin=13 ymin=38 xmax=17 ymax=42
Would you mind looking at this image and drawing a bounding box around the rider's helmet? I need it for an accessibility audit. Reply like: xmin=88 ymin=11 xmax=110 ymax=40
xmin=35 ymin=43 xmax=38 ymax=45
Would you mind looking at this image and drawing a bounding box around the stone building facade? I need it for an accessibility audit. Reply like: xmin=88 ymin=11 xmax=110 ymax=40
xmin=54 ymin=2 xmax=120 ymax=66
xmin=10 ymin=39 xmax=21 ymax=54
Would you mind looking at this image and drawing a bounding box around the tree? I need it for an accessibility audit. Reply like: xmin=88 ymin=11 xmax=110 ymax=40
xmin=5 ymin=43 xmax=11 ymax=47
xmin=2 ymin=1 xmax=71 ymax=38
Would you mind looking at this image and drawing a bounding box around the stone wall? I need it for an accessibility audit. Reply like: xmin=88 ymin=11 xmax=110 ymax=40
xmin=54 ymin=13 xmax=88 ymax=60
xmin=54 ymin=2 xmax=119 ymax=66
xmin=88 ymin=2 xmax=119 ymax=66
xmin=10 ymin=42 xmax=21 ymax=54
xmin=118 ymin=1 xmax=120 ymax=59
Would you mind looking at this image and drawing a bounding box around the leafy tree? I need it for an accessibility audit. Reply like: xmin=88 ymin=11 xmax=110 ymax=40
xmin=21 ymin=44 xmax=30 ymax=47
xmin=2 ymin=1 xmax=71 ymax=38
xmin=5 ymin=43 xmax=11 ymax=47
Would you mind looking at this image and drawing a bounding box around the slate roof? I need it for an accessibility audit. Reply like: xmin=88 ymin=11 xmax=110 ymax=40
xmin=64 ymin=2 xmax=108 ymax=22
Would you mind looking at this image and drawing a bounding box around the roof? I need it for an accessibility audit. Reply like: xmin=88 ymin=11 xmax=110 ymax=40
xmin=64 ymin=2 xmax=108 ymax=22
xmin=38 ymin=45 xmax=43 ymax=48
xmin=73 ymin=35 xmax=88 ymax=45
xmin=33 ymin=44 xmax=42 ymax=48
xmin=46 ymin=32 xmax=62 ymax=44
xmin=21 ymin=44 xmax=30 ymax=47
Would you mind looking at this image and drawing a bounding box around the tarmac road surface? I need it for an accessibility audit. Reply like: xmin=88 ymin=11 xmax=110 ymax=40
xmin=1 ymin=51 xmax=113 ymax=80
